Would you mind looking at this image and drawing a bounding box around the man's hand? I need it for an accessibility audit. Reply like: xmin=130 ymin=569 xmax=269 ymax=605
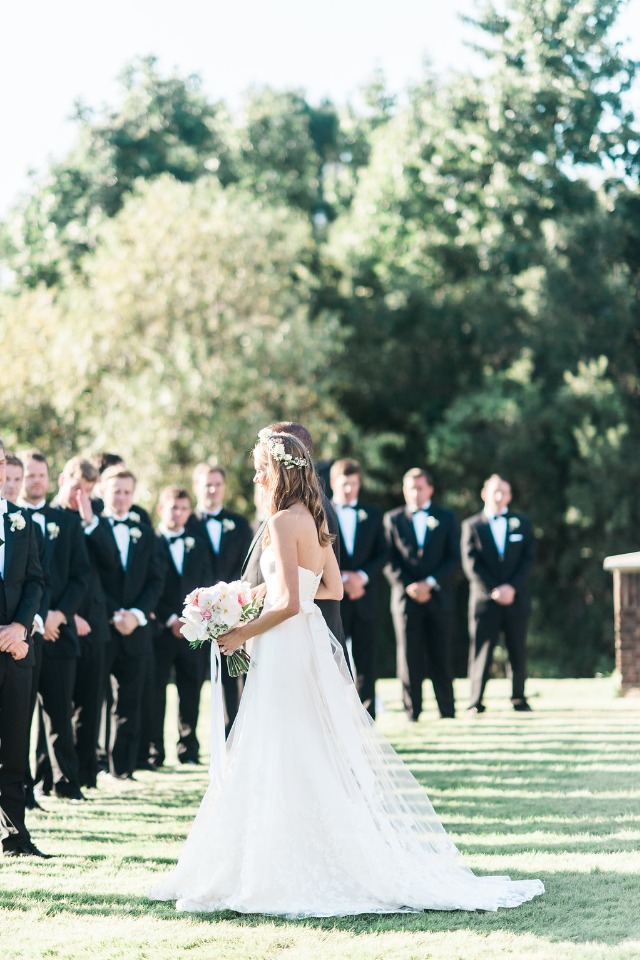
xmin=491 ymin=584 xmax=516 ymax=606
xmin=342 ymin=571 xmax=366 ymax=601
xmin=113 ymin=610 xmax=139 ymax=636
xmin=251 ymin=583 xmax=267 ymax=603
xmin=406 ymin=581 xmax=433 ymax=604
xmin=44 ymin=610 xmax=67 ymax=642
xmin=74 ymin=615 xmax=92 ymax=637
xmin=0 ymin=623 xmax=28 ymax=652
xmin=77 ymin=489 xmax=95 ymax=525
xmin=171 ymin=618 xmax=184 ymax=638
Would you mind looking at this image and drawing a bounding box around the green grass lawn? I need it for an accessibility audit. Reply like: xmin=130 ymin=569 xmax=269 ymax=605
xmin=2 ymin=677 xmax=639 ymax=960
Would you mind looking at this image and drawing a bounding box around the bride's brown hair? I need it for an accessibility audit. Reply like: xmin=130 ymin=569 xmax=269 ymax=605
xmin=255 ymin=433 xmax=333 ymax=547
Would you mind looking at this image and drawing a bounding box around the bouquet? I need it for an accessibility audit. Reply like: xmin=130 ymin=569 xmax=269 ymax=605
xmin=179 ymin=580 xmax=262 ymax=677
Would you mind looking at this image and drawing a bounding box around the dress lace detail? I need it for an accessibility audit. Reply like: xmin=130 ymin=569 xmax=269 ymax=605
xmin=148 ymin=546 xmax=543 ymax=917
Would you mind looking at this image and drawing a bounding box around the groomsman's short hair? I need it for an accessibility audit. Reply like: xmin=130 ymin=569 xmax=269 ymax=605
xmin=5 ymin=453 xmax=23 ymax=470
xmin=192 ymin=463 xmax=226 ymax=484
xmin=403 ymin=467 xmax=434 ymax=486
xmin=267 ymin=422 xmax=314 ymax=456
xmin=101 ymin=465 xmax=136 ymax=486
xmin=17 ymin=447 xmax=48 ymax=467
xmin=483 ymin=473 xmax=510 ymax=489
xmin=92 ymin=452 xmax=124 ymax=474
xmin=62 ymin=456 xmax=99 ymax=484
xmin=158 ymin=485 xmax=192 ymax=505
xmin=330 ymin=458 xmax=361 ymax=482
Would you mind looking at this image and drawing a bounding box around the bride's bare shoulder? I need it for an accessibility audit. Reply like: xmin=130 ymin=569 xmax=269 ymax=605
xmin=269 ymin=506 xmax=313 ymax=531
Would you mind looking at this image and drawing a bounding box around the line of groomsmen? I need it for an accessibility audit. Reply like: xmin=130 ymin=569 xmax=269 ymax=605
xmin=1 ymin=441 xmax=535 ymax=858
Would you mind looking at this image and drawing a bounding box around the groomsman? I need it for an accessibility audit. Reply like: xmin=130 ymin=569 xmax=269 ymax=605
xmin=51 ymin=458 xmax=120 ymax=788
xmin=187 ymin=463 xmax=252 ymax=733
xmin=151 ymin=486 xmax=213 ymax=766
xmin=0 ymin=441 xmax=47 ymax=857
xmin=242 ymin=422 xmax=349 ymax=666
xmin=462 ymin=474 xmax=535 ymax=713
xmin=3 ymin=454 xmax=25 ymax=503
xmin=384 ymin=468 xmax=459 ymax=721
xmin=91 ymin=453 xmax=151 ymax=526
xmin=18 ymin=450 xmax=90 ymax=802
xmin=99 ymin=466 xmax=164 ymax=779
xmin=330 ymin=459 xmax=387 ymax=718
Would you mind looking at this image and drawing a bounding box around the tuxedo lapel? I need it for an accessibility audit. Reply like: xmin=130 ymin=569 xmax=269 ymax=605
xmin=402 ymin=506 xmax=421 ymax=554
xmin=2 ymin=513 xmax=16 ymax=581
xmin=478 ymin=515 xmax=502 ymax=565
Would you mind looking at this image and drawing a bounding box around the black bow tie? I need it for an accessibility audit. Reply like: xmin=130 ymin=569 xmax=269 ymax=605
xmin=167 ymin=533 xmax=184 ymax=544
xmin=491 ymin=512 xmax=508 ymax=521
xmin=202 ymin=511 xmax=222 ymax=521
xmin=111 ymin=518 xmax=129 ymax=526
xmin=413 ymin=508 xmax=430 ymax=515
xmin=25 ymin=506 xmax=45 ymax=516
xmin=339 ymin=503 xmax=357 ymax=510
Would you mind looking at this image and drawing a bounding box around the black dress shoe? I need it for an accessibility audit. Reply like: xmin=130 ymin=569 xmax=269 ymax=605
xmin=513 ymin=699 xmax=533 ymax=712
xmin=467 ymin=704 xmax=486 ymax=715
xmin=3 ymin=841 xmax=53 ymax=859
xmin=54 ymin=782 xmax=87 ymax=802
xmin=25 ymin=795 xmax=45 ymax=812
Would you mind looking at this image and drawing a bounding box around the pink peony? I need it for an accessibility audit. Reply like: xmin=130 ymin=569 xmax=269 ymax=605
xmin=237 ymin=588 xmax=252 ymax=606
xmin=201 ymin=609 xmax=212 ymax=620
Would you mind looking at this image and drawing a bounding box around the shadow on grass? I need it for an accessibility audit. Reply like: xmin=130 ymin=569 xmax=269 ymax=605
xmin=1 ymin=872 xmax=637 ymax=946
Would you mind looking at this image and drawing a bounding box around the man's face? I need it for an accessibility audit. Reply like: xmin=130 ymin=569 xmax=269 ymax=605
xmin=58 ymin=474 xmax=95 ymax=511
xmin=158 ymin=496 xmax=191 ymax=532
xmin=102 ymin=477 xmax=136 ymax=517
xmin=3 ymin=463 xmax=23 ymax=502
xmin=331 ymin=473 xmax=361 ymax=505
xmin=0 ymin=448 xmax=6 ymax=495
xmin=403 ymin=476 xmax=433 ymax=511
xmin=195 ymin=470 xmax=225 ymax=511
xmin=22 ymin=457 xmax=50 ymax=503
xmin=482 ymin=478 xmax=512 ymax=514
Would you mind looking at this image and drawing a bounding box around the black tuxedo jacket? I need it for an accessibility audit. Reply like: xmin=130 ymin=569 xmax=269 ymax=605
xmin=99 ymin=518 xmax=165 ymax=655
xmin=40 ymin=505 xmax=91 ymax=660
xmin=57 ymin=511 xmax=121 ymax=638
xmin=334 ymin=502 xmax=387 ymax=621
xmin=155 ymin=531 xmax=215 ymax=626
xmin=461 ymin=510 xmax=535 ymax=609
xmin=187 ymin=508 xmax=253 ymax=585
xmin=0 ymin=503 xmax=44 ymax=668
xmin=241 ymin=494 xmax=345 ymax=642
xmin=384 ymin=503 xmax=460 ymax=609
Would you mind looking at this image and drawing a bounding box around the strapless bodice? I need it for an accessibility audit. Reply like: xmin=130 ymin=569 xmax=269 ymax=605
xmin=260 ymin=544 xmax=323 ymax=608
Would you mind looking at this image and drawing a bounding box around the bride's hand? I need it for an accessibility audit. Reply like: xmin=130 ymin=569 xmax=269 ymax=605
xmin=218 ymin=626 xmax=247 ymax=656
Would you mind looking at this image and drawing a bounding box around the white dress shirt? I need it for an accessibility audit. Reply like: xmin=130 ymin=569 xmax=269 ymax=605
xmin=335 ymin=501 xmax=358 ymax=556
xmin=161 ymin=526 xmax=185 ymax=575
xmin=485 ymin=509 xmax=508 ymax=557
xmin=203 ymin=509 xmax=223 ymax=553
xmin=0 ymin=499 xmax=7 ymax=578
xmin=411 ymin=500 xmax=432 ymax=549
xmin=109 ymin=515 xmax=131 ymax=569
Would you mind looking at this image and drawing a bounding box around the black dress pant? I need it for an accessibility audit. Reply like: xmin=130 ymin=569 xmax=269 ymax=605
xmin=73 ymin=632 xmax=107 ymax=787
xmin=151 ymin=627 xmax=202 ymax=765
xmin=35 ymin=654 xmax=79 ymax=791
xmin=468 ymin=598 xmax=529 ymax=708
xmin=340 ymin=599 xmax=377 ymax=719
xmin=391 ymin=593 xmax=455 ymax=720
xmin=0 ymin=653 xmax=33 ymax=851
xmin=136 ymin=645 xmax=156 ymax=769
xmin=107 ymin=628 xmax=149 ymax=778
xmin=24 ymin=632 xmax=44 ymax=796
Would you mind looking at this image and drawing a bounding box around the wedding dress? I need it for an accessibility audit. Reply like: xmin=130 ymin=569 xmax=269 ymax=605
xmin=148 ymin=546 xmax=543 ymax=917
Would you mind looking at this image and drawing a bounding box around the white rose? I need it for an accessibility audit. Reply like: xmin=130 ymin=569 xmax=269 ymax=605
xmin=128 ymin=511 xmax=141 ymax=523
xmin=129 ymin=527 xmax=142 ymax=541
xmin=184 ymin=536 xmax=195 ymax=552
xmin=180 ymin=617 xmax=207 ymax=644
xmin=222 ymin=518 xmax=236 ymax=531
xmin=8 ymin=512 xmax=26 ymax=532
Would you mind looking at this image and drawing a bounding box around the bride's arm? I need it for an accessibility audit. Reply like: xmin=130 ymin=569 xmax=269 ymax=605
xmin=218 ymin=511 xmax=300 ymax=654
xmin=315 ymin=542 xmax=344 ymax=601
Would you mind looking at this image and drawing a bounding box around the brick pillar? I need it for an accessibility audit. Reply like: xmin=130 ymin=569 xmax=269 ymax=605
xmin=605 ymin=553 xmax=640 ymax=697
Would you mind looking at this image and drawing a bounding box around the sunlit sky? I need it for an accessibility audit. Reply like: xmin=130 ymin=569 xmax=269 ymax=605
xmin=0 ymin=0 xmax=638 ymax=215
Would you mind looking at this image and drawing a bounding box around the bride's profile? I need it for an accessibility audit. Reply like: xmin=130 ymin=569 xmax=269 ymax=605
xmin=148 ymin=431 xmax=544 ymax=917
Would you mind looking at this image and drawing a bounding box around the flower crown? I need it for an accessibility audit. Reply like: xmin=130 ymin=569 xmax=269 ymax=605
xmin=257 ymin=428 xmax=308 ymax=469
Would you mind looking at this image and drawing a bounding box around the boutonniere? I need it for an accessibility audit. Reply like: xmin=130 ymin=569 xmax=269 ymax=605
xmin=222 ymin=518 xmax=236 ymax=532
xmin=47 ymin=522 xmax=60 ymax=540
xmin=508 ymin=517 xmax=520 ymax=530
xmin=8 ymin=511 xmax=26 ymax=532
xmin=184 ymin=536 xmax=195 ymax=553
xmin=128 ymin=511 xmax=141 ymax=523
xmin=425 ymin=515 xmax=440 ymax=530
xmin=129 ymin=527 xmax=142 ymax=541
xmin=357 ymin=509 xmax=368 ymax=522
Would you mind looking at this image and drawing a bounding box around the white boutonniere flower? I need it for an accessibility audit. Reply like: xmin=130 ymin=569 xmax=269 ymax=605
xmin=129 ymin=527 xmax=142 ymax=541
xmin=184 ymin=536 xmax=195 ymax=553
xmin=47 ymin=522 xmax=60 ymax=540
xmin=425 ymin=515 xmax=440 ymax=530
xmin=357 ymin=509 xmax=368 ymax=522
xmin=128 ymin=511 xmax=141 ymax=523
xmin=222 ymin=518 xmax=236 ymax=532
xmin=8 ymin=511 xmax=26 ymax=532
xmin=508 ymin=517 xmax=520 ymax=530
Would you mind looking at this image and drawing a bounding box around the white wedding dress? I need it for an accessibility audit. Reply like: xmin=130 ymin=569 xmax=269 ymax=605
xmin=148 ymin=547 xmax=543 ymax=917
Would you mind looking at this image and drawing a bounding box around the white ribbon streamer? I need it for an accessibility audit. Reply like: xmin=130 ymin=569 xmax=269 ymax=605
xmin=209 ymin=642 xmax=226 ymax=786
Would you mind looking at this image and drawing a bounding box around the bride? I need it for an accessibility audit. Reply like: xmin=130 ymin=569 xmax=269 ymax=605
xmin=148 ymin=432 xmax=544 ymax=917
